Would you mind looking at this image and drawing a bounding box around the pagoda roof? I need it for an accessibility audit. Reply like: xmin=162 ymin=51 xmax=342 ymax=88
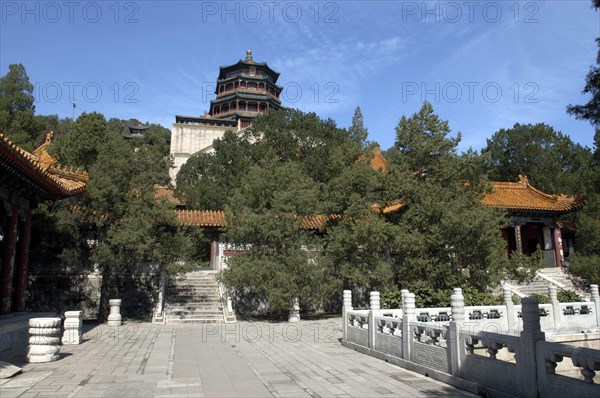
xmin=218 ymin=51 xmax=280 ymax=83
xmin=481 ymin=175 xmax=582 ymax=215
xmin=217 ymin=74 xmax=282 ymax=87
xmin=211 ymin=92 xmax=275 ymax=103
xmin=0 ymin=131 xmax=88 ymax=200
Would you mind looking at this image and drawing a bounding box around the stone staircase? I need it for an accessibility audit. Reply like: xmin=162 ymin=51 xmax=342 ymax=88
xmin=164 ymin=271 xmax=225 ymax=324
xmin=504 ymin=268 xmax=591 ymax=300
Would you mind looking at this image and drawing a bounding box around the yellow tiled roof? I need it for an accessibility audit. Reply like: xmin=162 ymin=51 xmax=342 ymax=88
xmin=176 ymin=210 xmax=227 ymax=227
xmin=369 ymin=146 xmax=387 ymax=172
xmin=175 ymin=211 xmax=345 ymax=230
xmin=0 ymin=131 xmax=88 ymax=198
xmin=154 ymin=185 xmax=183 ymax=206
xmin=481 ymin=175 xmax=582 ymax=213
xmin=356 ymin=146 xmax=387 ymax=173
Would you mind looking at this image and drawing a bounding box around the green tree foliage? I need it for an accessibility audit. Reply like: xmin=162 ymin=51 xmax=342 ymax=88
xmin=222 ymin=160 xmax=328 ymax=314
xmin=0 ymin=64 xmax=45 ymax=151
xmin=482 ymin=123 xmax=591 ymax=194
xmin=386 ymin=102 xmax=512 ymax=301
xmin=31 ymin=115 xmax=195 ymax=318
xmin=348 ymin=106 xmax=368 ymax=148
xmin=393 ymin=101 xmax=461 ymax=179
xmin=567 ymin=1 xmax=600 ymax=133
xmin=176 ymin=130 xmax=253 ymax=210
xmin=180 ymin=109 xmax=391 ymax=313
xmin=56 ymin=112 xmax=109 ymax=169
xmin=564 ymin=0 xmax=600 ymax=285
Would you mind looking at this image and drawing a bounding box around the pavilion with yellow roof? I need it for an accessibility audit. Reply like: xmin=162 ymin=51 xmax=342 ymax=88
xmin=482 ymin=174 xmax=582 ymax=268
xmin=0 ymin=132 xmax=88 ymax=314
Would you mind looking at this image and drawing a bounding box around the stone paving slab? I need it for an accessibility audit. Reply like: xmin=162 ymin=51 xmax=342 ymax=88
xmin=0 ymin=318 xmax=476 ymax=397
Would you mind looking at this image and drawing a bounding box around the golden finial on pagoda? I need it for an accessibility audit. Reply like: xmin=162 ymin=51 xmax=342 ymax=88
xmin=245 ymin=50 xmax=253 ymax=63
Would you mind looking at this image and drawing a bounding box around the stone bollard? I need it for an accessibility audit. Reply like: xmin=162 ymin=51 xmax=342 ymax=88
xmin=27 ymin=318 xmax=61 ymax=363
xmin=503 ymin=285 xmax=516 ymax=331
xmin=401 ymin=292 xmax=415 ymax=360
xmin=548 ymin=285 xmax=560 ymax=330
xmin=590 ymin=284 xmax=600 ymax=327
xmin=288 ymin=297 xmax=300 ymax=322
xmin=107 ymin=299 xmax=122 ymax=326
xmin=62 ymin=311 xmax=83 ymax=345
xmin=342 ymin=290 xmax=352 ymax=342
xmin=368 ymin=291 xmax=380 ymax=350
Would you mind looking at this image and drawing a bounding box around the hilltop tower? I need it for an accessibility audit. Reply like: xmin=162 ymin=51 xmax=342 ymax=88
xmin=170 ymin=51 xmax=282 ymax=182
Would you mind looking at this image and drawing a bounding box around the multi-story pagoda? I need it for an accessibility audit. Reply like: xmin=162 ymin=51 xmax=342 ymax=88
xmin=171 ymin=51 xmax=283 ymax=182
xmin=209 ymin=50 xmax=282 ymax=129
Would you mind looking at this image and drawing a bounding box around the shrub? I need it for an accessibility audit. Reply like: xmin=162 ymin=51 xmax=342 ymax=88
xmin=404 ymin=281 xmax=452 ymax=308
xmin=568 ymin=254 xmax=600 ymax=286
xmin=380 ymin=288 xmax=402 ymax=309
xmin=557 ymin=289 xmax=584 ymax=302
xmin=461 ymin=286 xmax=503 ymax=306
xmin=528 ymin=293 xmax=549 ymax=304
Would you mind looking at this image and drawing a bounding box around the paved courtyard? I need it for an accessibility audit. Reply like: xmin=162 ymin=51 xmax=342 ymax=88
xmin=1 ymin=317 xmax=475 ymax=397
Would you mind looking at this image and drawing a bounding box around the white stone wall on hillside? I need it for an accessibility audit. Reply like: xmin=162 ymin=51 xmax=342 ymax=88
xmin=169 ymin=123 xmax=227 ymax=183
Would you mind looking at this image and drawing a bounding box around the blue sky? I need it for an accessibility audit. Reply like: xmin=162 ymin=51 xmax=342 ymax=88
xmin=1 ymin=1 xmax=599 ymax=151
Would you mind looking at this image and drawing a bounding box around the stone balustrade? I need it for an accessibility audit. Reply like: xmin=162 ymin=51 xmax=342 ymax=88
xmin=342 ymin=286 xmax=600 ymax=397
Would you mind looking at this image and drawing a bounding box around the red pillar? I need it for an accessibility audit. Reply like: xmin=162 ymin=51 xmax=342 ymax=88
xmin=0 ymin=203 xmax=19 ymax=314
xmin=13 ymin=208 xmax=32 ymax=312
xmin=553 ymin=228 xmax=564 ymax=268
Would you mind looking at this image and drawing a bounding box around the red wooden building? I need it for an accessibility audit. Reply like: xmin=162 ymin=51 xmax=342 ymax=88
xmin=0 ymin=132 xmax=88 ymax=314
xmin=482 ymin=175 xmax=582 ymax=268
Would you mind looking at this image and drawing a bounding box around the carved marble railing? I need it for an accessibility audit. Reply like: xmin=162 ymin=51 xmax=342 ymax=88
xmin=411 ymin=321 xmax=450 ymax=373
xmin=536 ymin=340 xmax=600 ymax=397
xmin=345 ymin=309 xmax=369 ymax=348
xmin=341 ymin=287 xmax=600 ymax=398
xmin=374 ymin=315 xmax=403 ymax=357
xmin=459 ymin=329 xmax=522 ymax=395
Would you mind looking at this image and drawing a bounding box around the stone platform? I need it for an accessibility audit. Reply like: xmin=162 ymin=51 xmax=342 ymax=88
xmin=0 ymin=318 xmax=474 ymax=397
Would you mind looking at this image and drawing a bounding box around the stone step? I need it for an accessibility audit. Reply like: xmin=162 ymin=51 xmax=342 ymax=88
xmin=168 ymin=291 xmax=220 ymax=297
xmin=170 ymin=286 xmax=219 ymax=291
xmin=171 ymin=281 xmax=219 ymax=286
xmin=165 ymin=318 xmax=224 ymax=324
xmin=168 ymin=300 xmax=221 ymax=305
xmin=165 ymin=314 xmax=224 ymax=320
xmin=165 ymin=306 xmax=223 ymax=312
xmin=167 ymin=300 xmax=222 ymax=306
xmin=166 ymin=313 xmax=223 ymax=318
xmin=169 ymin=282 xmax=219 ymax=287
xmin=167 ymin=292 xmax=221 ymax=301
xmin=164 ymin=271 xmax=225 ymax=324
xmin=169 ymin=286 xmax=219 ymax=291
